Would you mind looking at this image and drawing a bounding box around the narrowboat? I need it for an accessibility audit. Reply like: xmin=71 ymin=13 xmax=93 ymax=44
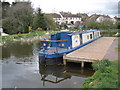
xmin=39 ymin=29 xmax=101 ymax=65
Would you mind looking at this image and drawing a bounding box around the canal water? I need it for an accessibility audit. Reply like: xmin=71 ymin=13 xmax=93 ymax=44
xmin=1 ymin=41 xmax=94 ymax=88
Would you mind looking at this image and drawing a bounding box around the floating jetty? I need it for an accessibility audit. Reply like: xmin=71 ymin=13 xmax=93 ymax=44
xmin=63 ymin=37 xmax=117 ymax=68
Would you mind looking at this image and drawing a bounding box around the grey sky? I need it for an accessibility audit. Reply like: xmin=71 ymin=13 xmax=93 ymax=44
xmin=2 ymin=0 xmax=119 ymax=17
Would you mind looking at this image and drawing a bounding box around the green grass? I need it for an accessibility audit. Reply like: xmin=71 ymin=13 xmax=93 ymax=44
xmin=82 ymin=59 xmax=118 ymax=88
xmin=1 ymin=31 xmax=46 ymax=43
xmin=99 ymin=29 xmax=119 ymax=37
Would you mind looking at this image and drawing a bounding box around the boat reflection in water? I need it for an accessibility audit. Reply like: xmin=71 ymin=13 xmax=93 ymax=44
xmin=39 ymin=62 xmax=94 ymax=86
xmin=39 ymin=63 xmax=71 ymax=86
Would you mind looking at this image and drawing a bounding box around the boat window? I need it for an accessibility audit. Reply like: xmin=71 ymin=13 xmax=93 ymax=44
xmin=43 ymin=43 xmax=46 ymax=46
xmin=62 ymin=44 xmax=64 ymax=46
xmin=87 ymin=35 xmax=89 ymax=39
xmin=90 ymin=34 xmax=92 ymax=39
xmin=98 ymin=32 xmax=100 ymax=36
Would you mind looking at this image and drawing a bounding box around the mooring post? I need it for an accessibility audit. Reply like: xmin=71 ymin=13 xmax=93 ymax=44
xmin=63 ymin=59 xmax=67 ymax=65
xmin=63 ymin=53 xmax=67 ymax=65
xmin=81 ymin=61 xmax=84 ymax=68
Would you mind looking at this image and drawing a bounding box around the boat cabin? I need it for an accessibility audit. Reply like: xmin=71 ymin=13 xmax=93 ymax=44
xmin=46 ymin=30 xmax=101 ymax=49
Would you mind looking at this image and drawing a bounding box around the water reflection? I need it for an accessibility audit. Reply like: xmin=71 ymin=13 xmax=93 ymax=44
xmin=39 ymin=62 xmax=94 ymax=86
xmin=2 ymin=41 xmax=40 ymax=60
xmin=39 ymin=64 xmax=71 ymax=86
xmin=2 ymin=41 xmax=95 ymax=88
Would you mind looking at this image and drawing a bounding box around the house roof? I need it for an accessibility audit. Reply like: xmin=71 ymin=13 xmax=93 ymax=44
xmin=51 ymin=13 xmax=61 ymax=18
xmin=46 ymin=13 xmax=61 ymax=18
xmin=60 ymin=12 xmax=81 ymax=18
xmin=89 ymin=14 xmax=111 ymax=20
xmin=89 ymin=14 xmax=100 ymax=20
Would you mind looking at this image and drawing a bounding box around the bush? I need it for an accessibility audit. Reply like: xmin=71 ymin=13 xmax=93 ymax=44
xmin=82 ymin=60 xmax=118 ymax=88
xmin=92 ymin=59 xmax=111 ymax=71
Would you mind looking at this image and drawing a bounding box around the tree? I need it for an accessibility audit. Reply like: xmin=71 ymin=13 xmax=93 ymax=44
xmin=33 ymin=8 xmax=47 ymax=30
xmin=84 ymin=19 xmax=99 ymax=29
xmin=2 ymin=2 xmax=33 ymax=34
xmin=2 ymin=1 xmax=10 ymax=19
xmin=117 ymin=22 xmax=120 ymax=29
xmin=33 ymin=8 xmax=57 ymax=30
xmin=98 ymin=19 xmax=114 ymax=29
xmin=44 ymin=14 xmax=56 ymax=30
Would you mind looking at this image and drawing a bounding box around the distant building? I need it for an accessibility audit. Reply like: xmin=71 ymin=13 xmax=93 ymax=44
xmin=112 ymin=16 xmax=118 ymax=24
xmin=89 ymin=14 xmax=112 ymax=23
xmin=49 ymin=12 xmax=117 ymax=29
xmin=114 ymin=16 xmax=120 ymax=22
xmin=51 ymin=12 xmax=82 ymax=25
xmin=96 ymin=15 xmax=111 ymax=23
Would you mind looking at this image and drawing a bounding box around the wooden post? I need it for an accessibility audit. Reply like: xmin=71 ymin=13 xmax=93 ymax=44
xmin=63 ymin=53 xmax=67 ymax=65
xmin=81 ymin=61 xmax=84 ymax=68
xmin=63 ymin=59 xmax=67 ymax=65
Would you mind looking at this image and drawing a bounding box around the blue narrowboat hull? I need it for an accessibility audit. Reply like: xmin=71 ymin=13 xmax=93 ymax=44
xmin=39 ymin=56 xmax=63 ymax=65
xmin=39 ymin=36 xmax=101 ymax=65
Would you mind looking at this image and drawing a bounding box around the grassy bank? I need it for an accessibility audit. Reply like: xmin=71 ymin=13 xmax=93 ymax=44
xmin=82 ymin=60 xmax=118 ymax=88
xmin=100 ymin=29 xmax=119 ymax=37
xmin=1 ymin=29 xmax=119 ymax=44
xmin=0 ymin=31 xmax=50 ymax=44
xmin=1 ymin=31 xmax=45 ymax=42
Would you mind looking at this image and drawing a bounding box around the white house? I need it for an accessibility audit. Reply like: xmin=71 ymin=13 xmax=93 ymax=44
xmin=89 ymin=14 xmax=113 ymax=23
xmin=96 ymin=15 xmax=112 ymax=23
xmin=52 ymin=12 xmax=82 ymax=25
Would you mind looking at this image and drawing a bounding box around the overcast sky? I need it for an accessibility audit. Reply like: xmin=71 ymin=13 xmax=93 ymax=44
xmin=2 ymin=0 xmax=119 ymax=17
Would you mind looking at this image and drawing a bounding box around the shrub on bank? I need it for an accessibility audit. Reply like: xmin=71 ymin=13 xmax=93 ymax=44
xmin=1 ymin=31 xmax=45 ymax=43
xmin=82 ymin=59 xmax=118 ymax=88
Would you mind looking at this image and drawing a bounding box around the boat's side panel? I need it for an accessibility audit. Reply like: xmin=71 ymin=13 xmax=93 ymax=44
xmin=51 ymin=32 xmax=72 ymax=48
xmin=60 ymin=33 xmax=71 ymax=48
xmin=72 ymin=34 xmax=80 ymax=48
xmin=64 ymin=35 xmax=102 ymax=54
xmin=82 ymin=32 xmax=94 ymax=44
xmin=94 ymin=31 xmax=101 ymax=39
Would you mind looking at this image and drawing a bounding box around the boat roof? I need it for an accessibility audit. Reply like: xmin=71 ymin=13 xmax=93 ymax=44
xmin=58 ymin=29 xmax=99 ymax=35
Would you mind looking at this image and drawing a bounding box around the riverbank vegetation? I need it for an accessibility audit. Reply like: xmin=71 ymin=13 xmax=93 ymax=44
xmin=1 ymin=31 xmax=45 ymax=43
xmin=100 ymin=29 xmax=119 ymax=37
xmin=82 ymin=59 xmax=118 ymax=88
xmin=2 ymin=1 xmax=57 ymax=35
xmin=0 ymin=30 xmax=58 ymax=44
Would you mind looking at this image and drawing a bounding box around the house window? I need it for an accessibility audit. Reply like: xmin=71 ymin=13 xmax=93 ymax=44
xmin=57 ymin=22 xmax=60 ymax=24
xmin=71 ymin=21 xmax=74 ymax=24
xmin=66 ymin=21 xmax=68 ymax=24
xmin=90 ymin=34 xmax=92 ymax=39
